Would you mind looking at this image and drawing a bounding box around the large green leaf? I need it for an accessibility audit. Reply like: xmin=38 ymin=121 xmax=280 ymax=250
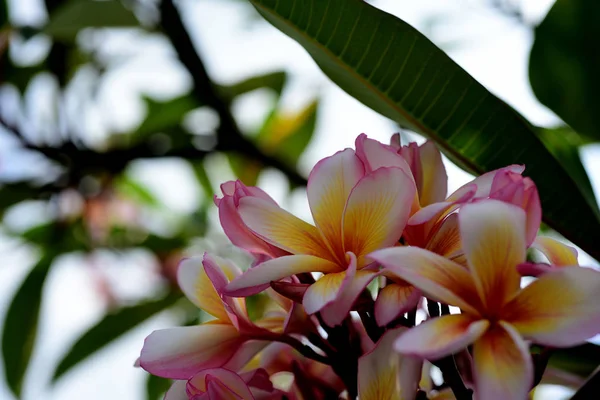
xmin=51 ymin=292 xmax=181 ymax=382
xmin=2 ymin=254 xmax=55 ymax=397
xmin=44 ymin=0 xmax=139 ymax=42
xmin=530 ymin=0 xmax=600 ymax=142
xmin=248 ymin=0 xmax=600 ymax=260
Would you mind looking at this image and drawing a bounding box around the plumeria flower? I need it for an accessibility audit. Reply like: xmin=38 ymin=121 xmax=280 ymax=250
xmin=164 ymin=367 xmax=289 ymax=400
xmin=224 ymin=135 xmax=416 ymax=326
xmin=518 ymin=236 xmax=579 ymax=277
xmin=358 ymin=327 xmax=422 ymax=400
xmin=140 ymin=254 xmax=310 ymax=381
xmin=370 ymin=200 xmax=600 ymax=399
xmin=360 ymin=135 xmax=542 ymax=325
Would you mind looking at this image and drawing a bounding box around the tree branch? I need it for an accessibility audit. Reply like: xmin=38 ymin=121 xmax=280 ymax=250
xmin=159 ymin=0 xmax=307 ymax=187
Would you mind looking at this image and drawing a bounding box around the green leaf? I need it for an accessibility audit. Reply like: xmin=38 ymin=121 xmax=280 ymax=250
xmin=537 ymin=127 xmax=596 ymax=209
xmin=228 ymin=153 xmax=263 ymax=186
xmin=2 ymin=254 xmax=55 ymax=397
xmin=43 ymin=0 xmax=139 ymax=42
xmin=529 ymin=0 xmax=600 ymax=142
xmin=218 ymin=71 xmax=287 ymax=99
xmin=248 ymin=0 xmax=600 ymax=260
xmin=257 ymin=100 xmax=318 ymax=167
xmin=51 ymin=291 xmax=181 ymax=382
xmin=114 ymin=175 xmax=161 ymax=207
xmin=136 ymin=95 xmax=201 ymax=137
xmin=146 ymin=374 xmax=172 ymax=400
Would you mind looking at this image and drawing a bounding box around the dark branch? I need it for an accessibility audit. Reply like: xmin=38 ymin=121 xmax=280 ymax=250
xmin=159 ymin=0 xmax=307 ymax=187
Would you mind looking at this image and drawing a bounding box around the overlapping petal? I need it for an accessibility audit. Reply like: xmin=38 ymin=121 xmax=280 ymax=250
xmin=187 ymin=368 xmax=255 ymax=399
xmin=358 ymin=327 xmax=421 ymax=400
xmin=342 ymin=166 xmax=416 ymax=262
xmin=140 ymin=323 xmax=243 ymax=379
xmin=504 ymin=267 xmax=600 ymax=346
xmin=307 ymin=148 xmax=365 ymax=261
xmin=320 ymin=255 xmax=379 ymax=326
xmin=459 ymin=200 xmax=526 ymax=312
xmin=400 ymin=141 xmax=447 ymax=206
xmin=303 ymin=270 xmax=348 ymax=315
xmin=472 ymin=322 xmax=532 ymax=400
xmin=394 ymin=314 xmax=489 ymax=360
xmin=355 ymin=133 xmax=414 ymax=176
xmin=374 ymin=283 xmax=421 ymax=327
xmin=370 ymin=247 xmax=483 ymax=315
xmin=225 ymin=255 xmax=341 ymax=297
xmin=178 ymin=257 xmax=232 ymax=323
xmin=238 ymin=197 xmax=330 ymax=258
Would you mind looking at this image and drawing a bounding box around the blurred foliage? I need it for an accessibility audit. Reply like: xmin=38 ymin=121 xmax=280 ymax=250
xmin=0 ymin=0 xmax=598 ymax=398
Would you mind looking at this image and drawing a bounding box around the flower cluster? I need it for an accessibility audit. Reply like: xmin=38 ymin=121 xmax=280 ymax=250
xmin=139 ymin=134 xmax=600 ymax=400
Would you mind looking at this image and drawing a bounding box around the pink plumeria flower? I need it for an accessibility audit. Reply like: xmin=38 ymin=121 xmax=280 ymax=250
xmin=378 ymin=162 xmax=540 ymax=325
xmin=164 ymin=367 xmax=288 ymax=400
xmin=358 ymin=327 xmax=422 ymax=400
xmin=140 ymin=254 xmax=308 ymax=380
xmin=224 ymin=136 xmax=416 ymax=326
xmin=371 ymin=200 xmax=600 ymax=400
xmin=518 ymin=236 xmax=579 ymax=277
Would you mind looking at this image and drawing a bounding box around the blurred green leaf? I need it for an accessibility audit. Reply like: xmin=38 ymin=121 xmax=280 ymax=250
xmin=20 ymin=221 xmax=89 ymax=252
xmin=131 ymin=95 xmax=201 ymax=142
xmin=191 ymin=161 xmax=215 ymax=204
xmin=146 ymin=374 xmax=172 ymax=400
xmin=114 ymin=175 xmax=161 ymax=207
xmin=249 ymin=0 xmax=600 ymax=261
xmin=545 ymin=343 xmax=600 ymax=378
xmin=537 ymin=127 xmax=596 ymax=209
xmin=530 ymin=0 xmax=600 ymax=142
xmin=51 ymin=291 xmax=181 ymax=382
xmin=2 ymin=254 xmax=55 ymax=397
xmin=218 ymin=71 xmax=287 ymax=99
xmin=257 ymin=100 xmax=318 ymax=167
xmin=228 ymin=153 xmax=263 ymax=186
xmin=44 ymin=0 xmax=139 ymax=42
xmin=0 ymin=183 xmax=51 ymax=218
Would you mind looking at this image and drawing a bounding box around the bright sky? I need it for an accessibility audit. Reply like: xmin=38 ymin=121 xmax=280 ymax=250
xmin=0 ymin=0 xmax=597 ymax=399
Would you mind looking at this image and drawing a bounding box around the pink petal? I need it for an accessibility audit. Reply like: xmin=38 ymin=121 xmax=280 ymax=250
xmin=370 ymin=247 xmax=483 ymax=315
xmin=516 ymin=262 xmax=553 ymax=277
xmin=394 ymin=314 xmax=489 ymax=360
xmin=188 ymin=369 xmax=255 ymax=399
xmin=218 ymin=195 xmax=284 ymax=258
xmin=504 ymin=267 xmax=600 ymax=347
xmin=358 ymin=327 xmax=422 ymax=400
xmin=225 ymin=255 xmax=341 ymax=297
xmin=354 ymin=133 xmax=414 ymax=177
xmin=449 ymin=165 xmax=524 ymax=200
xmin=459 ymin=200 xmax=526 ymax=313
xmin=342 ymin=166 xmax=416 ymax=264
xmin=472 ymin=322 xmax=533 ymax=400
xmin=374 ymin=283 xmax=421 ymax=326
xmin=140 ymin=324 xmax=243 ymax=379
xmin=307 ymin=148 xmax=365 ymax=262
xmin=490 ymin=170 xmax=541 ymax=245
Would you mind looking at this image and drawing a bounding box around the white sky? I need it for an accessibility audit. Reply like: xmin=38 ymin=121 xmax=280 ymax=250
xmin=0 ymin=0 xmax=598 ymax=399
